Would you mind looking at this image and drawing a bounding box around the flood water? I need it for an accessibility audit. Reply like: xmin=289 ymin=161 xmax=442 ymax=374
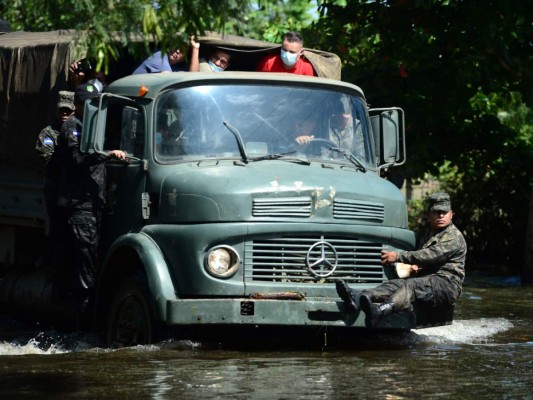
xmin=1 ymin=272 xmax=532 ymax=399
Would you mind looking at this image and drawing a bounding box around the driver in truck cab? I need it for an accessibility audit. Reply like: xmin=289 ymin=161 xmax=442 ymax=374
xmin=293 ymin=96 xmax=365 ymax=159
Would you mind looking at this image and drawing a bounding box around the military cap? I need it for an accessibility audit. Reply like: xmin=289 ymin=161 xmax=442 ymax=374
xmin=57 ymin=91 xmax=75 ymax=110
xmin=428 ymin=192 xmax=451 ymax=212
xmin=75 ymin=82 xmax=100 ymax=103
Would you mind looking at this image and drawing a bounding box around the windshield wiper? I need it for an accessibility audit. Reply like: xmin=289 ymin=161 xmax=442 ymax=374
xmin=222 ymin=121 xmax=249 ymax=163
xmin=249 ymin=151 xmax=311 ymax=165
xmin=329 ymin=147 xmax=367 ymax=172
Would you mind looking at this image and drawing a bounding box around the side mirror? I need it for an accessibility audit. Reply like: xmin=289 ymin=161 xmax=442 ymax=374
xmin=369 ymin=107 xmax=405 ymax=169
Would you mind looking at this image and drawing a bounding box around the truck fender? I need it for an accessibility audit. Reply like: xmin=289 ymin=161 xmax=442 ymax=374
xmin=98 ymin=231 xmax=177 ymax=322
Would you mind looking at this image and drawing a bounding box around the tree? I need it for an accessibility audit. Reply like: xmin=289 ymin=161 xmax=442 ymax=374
xmin=308 ymin=0 xmax=533 ymax=279
xmin=230 ymin=0 xmax=316 ymax=42
xmin=1 ymin=0 xmax=252 ymax=72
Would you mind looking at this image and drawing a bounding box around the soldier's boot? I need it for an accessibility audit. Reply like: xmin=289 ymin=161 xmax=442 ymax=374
xmin=335 ymin=280 xmax=362 ymax=313
xmin=360 ymin=293 xmax=395 ymax=328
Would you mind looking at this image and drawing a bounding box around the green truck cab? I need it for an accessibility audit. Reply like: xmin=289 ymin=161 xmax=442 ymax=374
xmin=86 ymin=71 xmax=418 ymax=344
xmin=0 ymin=32 xmax=452 ymax=346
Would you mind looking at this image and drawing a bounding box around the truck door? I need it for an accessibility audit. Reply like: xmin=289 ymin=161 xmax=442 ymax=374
xmin=100 ymin=101 xmax=146 ymax=251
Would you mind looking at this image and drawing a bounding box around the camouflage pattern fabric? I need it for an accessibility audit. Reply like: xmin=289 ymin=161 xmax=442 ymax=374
xmin=365 ymin=223 xmax=467 ymax=311
xmin=364 ymin=275 xmax=461 ymax=312
xmin=35 ymin=121 xmax=61 ymax=163
xmin=397 ymin=223 xmax=467 ymax=290
xmin=55 ymin=113 xmax=109 ymax=312
xmin=56 ymin=114 xmax=109 ymax=207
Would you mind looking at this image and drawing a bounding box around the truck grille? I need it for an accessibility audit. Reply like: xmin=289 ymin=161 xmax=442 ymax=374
xmin=333 ymin=198 xmax=384 ymax=222
xmin=252 ymin=197 xmax=384 ymax=222
xmin=244 ymin=236 xmax=384 ymax=283
xmin=252 ymin=197 xmax=312 ymax=217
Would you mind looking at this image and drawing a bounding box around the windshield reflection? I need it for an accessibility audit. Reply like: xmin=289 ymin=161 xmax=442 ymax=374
xmin=154 ymin=84 xmax=373 ymax=166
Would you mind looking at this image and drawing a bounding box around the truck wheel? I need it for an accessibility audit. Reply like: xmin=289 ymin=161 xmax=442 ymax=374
xmin=106 ymin=276 xmax=158 ymax=347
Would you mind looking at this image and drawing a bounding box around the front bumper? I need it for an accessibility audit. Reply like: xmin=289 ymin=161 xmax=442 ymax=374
xmin=166 ymin=297 xmax=415 ymax=330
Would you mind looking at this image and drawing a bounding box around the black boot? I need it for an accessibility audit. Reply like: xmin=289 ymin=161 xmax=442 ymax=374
xmin=360 ymin=293 xmax=395 ymax=328
xmin=335 ymin=280 xmax=361 ymax=313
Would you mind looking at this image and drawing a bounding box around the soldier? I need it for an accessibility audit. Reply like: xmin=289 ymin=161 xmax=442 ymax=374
xmin=336 ymin=192 xmax=467 ymax=328
xmin=55 ymin=83 xmax=126 ymax=317
xmin=35 ymin=91 xmax=75 ymax=264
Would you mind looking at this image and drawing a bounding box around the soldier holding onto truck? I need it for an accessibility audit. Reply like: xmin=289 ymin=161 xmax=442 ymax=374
xmin=336 ymin=192 xmax=467 ymax=328
xmin=35 ymin=91 xmax=75 ymax=270
xmin=55 ymin=82 xmax=127 ymax=318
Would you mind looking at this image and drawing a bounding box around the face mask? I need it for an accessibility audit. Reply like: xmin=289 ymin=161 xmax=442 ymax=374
xmin=208 ymin=60 xmax=224 ymax=72
xmin=280 ymin=49 xmax=299 ymax=67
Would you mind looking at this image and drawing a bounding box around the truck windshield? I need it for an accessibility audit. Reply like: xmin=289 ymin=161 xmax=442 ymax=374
xmin=154 ymin=84 xmax=373 ymax=167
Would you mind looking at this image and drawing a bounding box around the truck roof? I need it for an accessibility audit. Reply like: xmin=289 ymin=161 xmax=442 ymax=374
xmin=107 ymin=71 xmax=365 ymax=99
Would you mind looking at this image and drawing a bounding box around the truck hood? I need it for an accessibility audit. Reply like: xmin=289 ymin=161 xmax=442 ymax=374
xmin=158 ymin=160 xmax=407 ymax=227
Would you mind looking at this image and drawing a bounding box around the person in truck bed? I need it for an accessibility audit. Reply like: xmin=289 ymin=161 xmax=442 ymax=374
xmin=336 ymin=192 xmax=467 ymax=328
xmin=256 ymin=31 xmax=316 ymax=76
xmin=133 ymin=35 xmax=200 ymax=74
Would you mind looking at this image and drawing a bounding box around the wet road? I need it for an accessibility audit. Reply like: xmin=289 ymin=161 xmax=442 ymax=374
xmin=0 ymin=272 xmax=532 ymax=399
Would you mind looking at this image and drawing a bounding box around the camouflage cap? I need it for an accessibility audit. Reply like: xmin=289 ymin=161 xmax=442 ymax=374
xmin=428 ymin=192 xmax=451 ymax=212
xmin=57 ymin=90 xmax=75 ymax=110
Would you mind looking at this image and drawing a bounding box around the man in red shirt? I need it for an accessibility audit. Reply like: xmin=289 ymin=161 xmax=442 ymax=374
xmin=257 ymin=31 xmax=316 ymax=76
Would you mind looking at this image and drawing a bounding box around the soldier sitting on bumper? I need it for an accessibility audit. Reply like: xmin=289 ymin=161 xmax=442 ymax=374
xmin=336 ymin=192 xmax=467 ymax=328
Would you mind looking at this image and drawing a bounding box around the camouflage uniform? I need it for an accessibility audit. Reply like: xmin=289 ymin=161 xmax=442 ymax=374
xmin=35 ymin=120 xmax=62 ymax=224
xmin=55 ymin=84 xmax=109 ymax=312
xmin=35 ymin=91 xmax=75 ymax=270
xmin=365 ymin=193 xmax=467 ymax=312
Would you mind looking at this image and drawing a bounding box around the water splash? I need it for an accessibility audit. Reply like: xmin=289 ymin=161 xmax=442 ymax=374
xmin=413 ymin=318 xmax=514 ymax=345
xmin=0 ymin=318 xmax=515 ymax=355
xmin=0 ymin=336 xmax=66 ymax=355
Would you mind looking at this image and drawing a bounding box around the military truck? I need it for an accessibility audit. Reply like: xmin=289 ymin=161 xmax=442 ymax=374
xmin=0 ymin=31 xmax=452 ymax=346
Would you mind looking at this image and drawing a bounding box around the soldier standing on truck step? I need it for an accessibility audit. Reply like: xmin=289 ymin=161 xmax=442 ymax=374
xmin=55 ymin=83 xmax=127 ymax=320
xmin=35 ymin=91 xmax=75 ymax=271
xmin=336 ymin=192 xmax=467 ymax=328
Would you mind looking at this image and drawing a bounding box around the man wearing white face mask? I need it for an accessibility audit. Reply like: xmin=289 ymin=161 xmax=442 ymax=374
xmin=256 ymin=31 xmax=316 ymax=76
xmin=198 ymin=48 xmax=232 ymax=73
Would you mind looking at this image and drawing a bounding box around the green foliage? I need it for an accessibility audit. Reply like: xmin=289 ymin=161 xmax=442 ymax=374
xmin=309 ymin=0 xmax=532 ymax=268
xmin=235 ymin=0 xmax=316 ymax=42
xmin=1 ymin=0 xmax=251 ymax=71
xmin=2 ymin=0 xmax=532 ymax=269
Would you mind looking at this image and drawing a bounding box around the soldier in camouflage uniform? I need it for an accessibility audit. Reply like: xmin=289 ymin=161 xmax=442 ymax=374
xmin=336 ymin=192 xmax=467 ymax=328
xmin=55 ymin=83 xmax=126 ymax=316
xmin=35 ymin=91 xmax=75 ymax=267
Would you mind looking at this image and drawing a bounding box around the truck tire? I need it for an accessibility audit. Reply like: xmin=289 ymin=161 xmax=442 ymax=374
xmin=106 ymin=275 xmax=159 ymax=347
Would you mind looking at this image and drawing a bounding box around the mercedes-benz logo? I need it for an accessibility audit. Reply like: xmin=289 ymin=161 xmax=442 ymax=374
xmin=305 ymin=241 xmax=338 ymax=278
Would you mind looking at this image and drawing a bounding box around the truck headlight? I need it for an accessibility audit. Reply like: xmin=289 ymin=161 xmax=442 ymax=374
xmin=205 ymin=245 xmax=240 ymax=278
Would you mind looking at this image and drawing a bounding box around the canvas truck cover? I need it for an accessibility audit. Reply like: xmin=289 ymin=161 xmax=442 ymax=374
xmin=0 ymin=30 xmax=341 ymax=171
xmin=0 ymin=30 xmax=78 ymax=171
xmin=196 ymin=32 xmax=341 ymax=80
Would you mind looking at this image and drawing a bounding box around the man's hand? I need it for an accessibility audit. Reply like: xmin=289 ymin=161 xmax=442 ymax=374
xmin=295 ymin=135 xmax=314 ymax=145
xmin=190 ymin=35 xmax=200 ymax=49
xmin=108 ymin=150 xmax=127 ymax=160
xmin=380 ymin=250 xmax=398 ymax=265
xmin=69 ymin=61 xmax=85 ymax=87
